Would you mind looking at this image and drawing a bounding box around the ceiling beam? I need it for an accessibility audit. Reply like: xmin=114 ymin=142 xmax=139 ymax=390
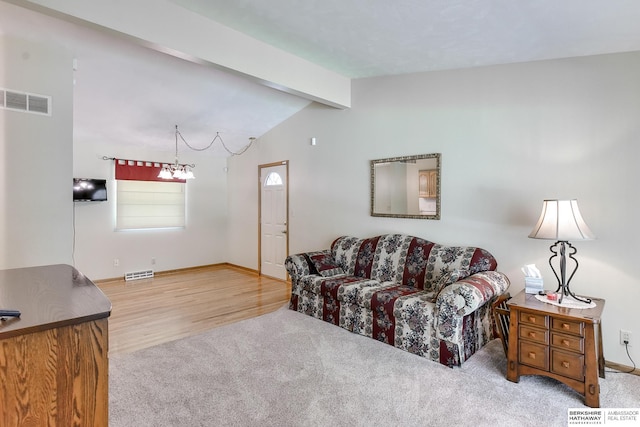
xmin=7 ymin=0 xmax=351 ymax=109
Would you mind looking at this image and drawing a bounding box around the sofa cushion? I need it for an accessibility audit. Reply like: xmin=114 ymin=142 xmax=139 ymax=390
xmin=354 ymin=236 xmax=382 ymax=278
xmin=400 ymin=237 xmax=436 ymax=289
xmin=299 ymin=275 xmax=383 ymax=326
xmin=424 ymin=245 xmax=495 ymax=291
xmin=338 ymin=279 xmax=397 ymax=309
xmin=330 ymin=236 xmax=364 ymax=275
xmin=369 ymin=234 xmax=414 ymax=283
xmin=307 ymin=251 xmax=345 ymax=277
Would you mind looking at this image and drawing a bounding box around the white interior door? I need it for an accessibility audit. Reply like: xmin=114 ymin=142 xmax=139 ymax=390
xmin=260 ymin=163 xmax=288 ymax=279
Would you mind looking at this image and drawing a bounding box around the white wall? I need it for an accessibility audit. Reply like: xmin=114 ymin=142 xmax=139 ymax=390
xmin=227 ymin=52 xmax=640 ymax=366
xmin=0 ymin=36 xmax=74 ymax=269
xmin=73 ymin=139 xmax=229 ymax=280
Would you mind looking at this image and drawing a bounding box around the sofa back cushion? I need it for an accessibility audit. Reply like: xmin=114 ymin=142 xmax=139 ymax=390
xmin=331 ymin=236 xmax=365 ymax=275
xmin=331 ymin=234 xmax=497 ymax=291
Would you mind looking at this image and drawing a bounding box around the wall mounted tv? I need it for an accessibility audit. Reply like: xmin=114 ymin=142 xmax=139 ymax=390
xmin=73 ymin=178 xmax=107 ymax=202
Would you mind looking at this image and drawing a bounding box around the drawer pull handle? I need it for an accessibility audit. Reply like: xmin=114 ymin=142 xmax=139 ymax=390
xmin=562 ymin=361 xmax=570 ymax=368
xmin=528 ymin=316 xmax=536 ymax=323
xmin=561 ymin=339 xmax=570 ymax=346
xmin=528 ymin=332 xmax=537 ymax=338
xmin=562 ymin=323 xmax=570 ymax=330
xmin=528 ymin=352 xmax=536 ymax=360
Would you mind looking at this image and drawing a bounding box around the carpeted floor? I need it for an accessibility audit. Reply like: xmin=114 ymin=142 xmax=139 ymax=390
xmin=109 ymin=305 xmax=640 ymax=427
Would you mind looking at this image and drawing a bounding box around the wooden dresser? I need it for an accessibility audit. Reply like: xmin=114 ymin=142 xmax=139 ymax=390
xmin=0 ymin=264 xmax=112 ymax=426
xmin=506 ymin=290 xmax=605 ymax=408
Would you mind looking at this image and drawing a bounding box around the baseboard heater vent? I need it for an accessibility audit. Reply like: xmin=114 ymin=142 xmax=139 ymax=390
xmin=1 ymin=87 xmax=52 ymax=116
xmin=124 ymin=269 xmax=154 ymax=281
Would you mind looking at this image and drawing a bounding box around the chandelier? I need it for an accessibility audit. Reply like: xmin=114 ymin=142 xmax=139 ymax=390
xmin=158 ymin=125 xmax=195 ymax=180
xmin=157 ymin=163 xmax=194 ymax=180
xmin=158 ymin=125 xmax=257 ymax=180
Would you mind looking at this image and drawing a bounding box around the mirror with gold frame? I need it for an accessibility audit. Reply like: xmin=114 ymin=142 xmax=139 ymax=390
xmin=370 ymin=153 xmax=441 ymax=219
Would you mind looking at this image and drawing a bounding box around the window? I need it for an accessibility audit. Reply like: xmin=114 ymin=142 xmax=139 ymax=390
xmin=264 ymin=172 xmax=283 ymax=186
xmin=116 ymin=180 xmax=185 ymax=230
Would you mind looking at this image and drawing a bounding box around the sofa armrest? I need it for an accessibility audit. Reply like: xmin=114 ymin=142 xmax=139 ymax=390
xmin=435 ymin=271 xmax=510 ymax=341
xmin=285 ymin=253 xmax=314 ymax=281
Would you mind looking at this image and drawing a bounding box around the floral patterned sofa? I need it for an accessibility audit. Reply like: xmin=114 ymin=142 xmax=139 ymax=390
xmin=285 ymin=234 xmax=510 ymax=367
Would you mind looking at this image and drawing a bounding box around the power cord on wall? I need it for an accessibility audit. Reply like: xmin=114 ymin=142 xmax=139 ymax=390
xmin=606 ymin=340 xmax=637 ymax=374
xmin=71 ymin=202 xmax=77 ymax=268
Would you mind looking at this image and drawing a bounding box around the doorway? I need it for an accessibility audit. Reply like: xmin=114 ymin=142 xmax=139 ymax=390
xmin=259 ymin=161 xmax=289 ymax=280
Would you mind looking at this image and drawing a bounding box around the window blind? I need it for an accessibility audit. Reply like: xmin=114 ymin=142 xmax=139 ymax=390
xmin=116 ymin=180 xmax=185 ymax=230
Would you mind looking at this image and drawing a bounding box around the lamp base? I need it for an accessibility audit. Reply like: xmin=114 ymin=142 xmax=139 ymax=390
xmin=554 ymin=284 xmax=592 ymax=305
xmin=549 ymin=240 xmax=592 ymax=305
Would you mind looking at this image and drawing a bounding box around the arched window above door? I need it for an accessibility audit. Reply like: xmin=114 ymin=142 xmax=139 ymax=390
xmin=264 ymin=172 xmax=283 ymax=186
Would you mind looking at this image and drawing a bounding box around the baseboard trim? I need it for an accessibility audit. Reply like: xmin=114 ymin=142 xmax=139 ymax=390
xmin=156 ymin=263 xmax=258 ymax=277
xmin=94 ymin=263 xmax=258 ymax=284
xmin=605 ymin=360 xmax=639 ymax=376
xmin=224 ymin=263 xmax=259 ymax=275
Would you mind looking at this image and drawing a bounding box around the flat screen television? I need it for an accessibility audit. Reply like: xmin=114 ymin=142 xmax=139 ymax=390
xmin=73 ymin=178 xmax=107 ymax=202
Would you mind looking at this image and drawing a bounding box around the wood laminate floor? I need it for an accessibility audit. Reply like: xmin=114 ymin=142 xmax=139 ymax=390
xmin=97 ymin=264 xmax=291 ymax=355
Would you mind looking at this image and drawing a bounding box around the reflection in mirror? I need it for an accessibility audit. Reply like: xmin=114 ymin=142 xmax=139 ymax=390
xmin=370 ymin=153 xmax=441 ymax=219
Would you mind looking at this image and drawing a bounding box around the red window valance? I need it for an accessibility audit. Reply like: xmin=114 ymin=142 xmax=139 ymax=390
xmin=115 ymin=159 xmax=186 ymax=183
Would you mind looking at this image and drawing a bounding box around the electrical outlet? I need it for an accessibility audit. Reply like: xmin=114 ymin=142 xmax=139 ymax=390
xmin=620 ymin=329 xmax=632 ymax=346
xmin=113 ymin=258 xmax=119 ymax=267
xmin=151 ymin=257 xmax=156 ymax=265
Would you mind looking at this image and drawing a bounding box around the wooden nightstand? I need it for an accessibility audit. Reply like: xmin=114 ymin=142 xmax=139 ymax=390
xmin=506 ymin=290 xmax=605 ymax=408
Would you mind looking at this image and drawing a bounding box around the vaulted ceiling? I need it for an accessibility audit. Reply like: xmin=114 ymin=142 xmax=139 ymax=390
xmin=171 ymin=0 xmax=640 ymax=78
xmin=2 ymin=0 xmax=640 ymax=155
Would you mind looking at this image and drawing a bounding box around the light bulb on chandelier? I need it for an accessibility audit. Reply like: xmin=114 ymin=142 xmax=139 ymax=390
xmin=158 ymin=125 xmax=257 ymax=180
xmin=158 ymin=163 xmax=194 ymax=180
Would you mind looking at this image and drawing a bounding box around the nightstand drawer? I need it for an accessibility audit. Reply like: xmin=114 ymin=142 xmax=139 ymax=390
xmin=551 ymin=318 xmax=584 ymax=336
xmin=551 ymin=349 xmax=584 ymax=381
xmin=519 ymin=311 xmax=548 ymax=328
xmin=519 ymin=325 xmax=548 ymax=344
xmin=519 ymin=341 xmax=549 ymax=370
xmin=551 ymin=332 xmax=584 ymax=353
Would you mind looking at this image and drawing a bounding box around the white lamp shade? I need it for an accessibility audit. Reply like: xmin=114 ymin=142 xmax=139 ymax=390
xmin=528 ymin=199 xmax=595 ymax=241
xmin=158 ymin=167 xmax=172 ymax=179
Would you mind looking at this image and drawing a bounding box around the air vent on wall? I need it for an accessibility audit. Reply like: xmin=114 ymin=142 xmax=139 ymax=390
xmin=124 ymin=269 xmax=155 ymax=281
xmin=0 ymin=87 xmax=51 ymax=116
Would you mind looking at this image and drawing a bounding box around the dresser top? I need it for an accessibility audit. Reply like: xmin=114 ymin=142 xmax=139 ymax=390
xmin=0 ymin=264 xmax=111 ymax=339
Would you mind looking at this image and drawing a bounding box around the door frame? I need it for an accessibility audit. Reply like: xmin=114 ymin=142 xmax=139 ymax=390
xmin=258 ymin=160 xmax=289 ymax=278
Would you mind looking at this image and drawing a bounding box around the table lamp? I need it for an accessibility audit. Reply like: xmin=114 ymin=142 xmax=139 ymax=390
xmin=528 ymin=199 xmax=595 ymax=304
